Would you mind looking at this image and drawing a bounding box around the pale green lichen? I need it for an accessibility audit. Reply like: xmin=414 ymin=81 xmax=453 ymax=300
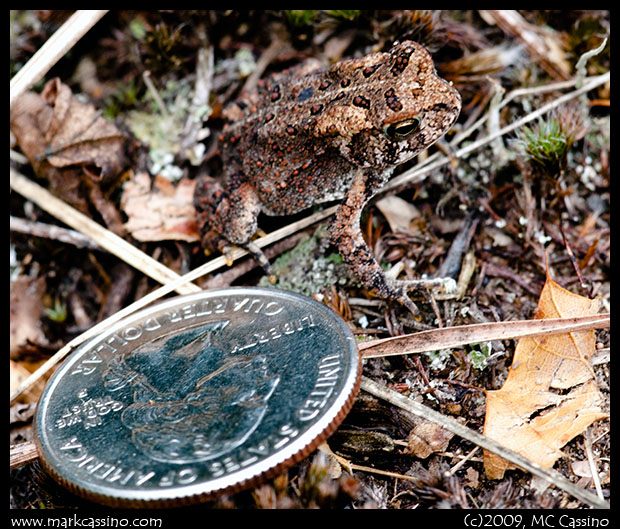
xmin=258 ymin=225 xmax=355 ymax=296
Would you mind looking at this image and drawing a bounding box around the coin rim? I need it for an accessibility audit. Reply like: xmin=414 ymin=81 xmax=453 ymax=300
xmin=35 ymin=287 xmax=361 ymax=507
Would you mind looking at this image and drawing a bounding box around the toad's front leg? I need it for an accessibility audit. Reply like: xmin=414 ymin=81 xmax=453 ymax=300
xmin=194 ymin=174 xmax=275 ymax=281
xmin=329 ymin=169 xmax=441 ymax=316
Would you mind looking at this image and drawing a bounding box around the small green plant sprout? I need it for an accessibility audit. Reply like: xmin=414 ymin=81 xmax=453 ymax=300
xmin=129 ymin=17 xmax=147 ymax=41
xmin=468 ymin=342 xmax=492 ymax=370
xmin=44 ymin=297 xmax=67 ymax=323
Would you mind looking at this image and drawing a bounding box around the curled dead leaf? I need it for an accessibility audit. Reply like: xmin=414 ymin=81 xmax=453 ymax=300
xmin=10 ymin=78 xmax=130 ymax=228
xmin=405 ymin=420 xmax=454 ymax=459
xmin=39 ymin=78 xmax=127 ymax=181
xmin=11 ymin=78 xmax=128 ymax=182
xmin=483 ymin=274 xmax=607 ymax=479
xmin=375 ymin=195 xmax=421 ymax=233
xmin=121 ymin=171 xmax=199 ymax=242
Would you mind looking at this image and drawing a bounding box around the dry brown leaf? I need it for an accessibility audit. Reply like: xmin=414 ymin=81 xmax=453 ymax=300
xmin=10 ymin=359 xmax=51 ymax=406
xmin=10 ymin=78 xmax=129 ymax=223
xmin=121 ymin=171 xmax=199 ymax=242
xmin=571 ymin=460 xmax=594 ymax=479
xmin=375 ymin=195 xmax=421 ymax=233
xmin=10 ymin=360 xmax=32 ymax=397
xmin=10 ymin=275 xmax=50 ymax=358
xmin=39 ymin=78 xmax=127 ymax=180
xmin=483 ymin=274 xmax=607 ymax=479
xmin=464 ymin=467 xmax=480 ymax=488
xmin=405 ymin=420 xmax=454 ymax=459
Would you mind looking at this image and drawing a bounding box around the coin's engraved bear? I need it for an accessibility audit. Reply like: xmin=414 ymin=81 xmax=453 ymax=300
xmin=103 ymin=324 xmax=279 ymax=464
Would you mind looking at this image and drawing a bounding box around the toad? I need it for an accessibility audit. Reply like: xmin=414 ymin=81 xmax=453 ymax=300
xmin=194 ymin=41 xmax=461 ymax=314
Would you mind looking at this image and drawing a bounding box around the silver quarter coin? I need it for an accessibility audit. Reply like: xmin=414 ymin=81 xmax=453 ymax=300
xmin=35 ymin=287 xmax=360 ymax=507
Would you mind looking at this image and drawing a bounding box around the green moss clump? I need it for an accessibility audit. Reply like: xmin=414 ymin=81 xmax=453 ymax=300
xmin=515 ymin=106 xmax=585 ymax=177
xmin=282 ymin=10 xmax=361 ymax=27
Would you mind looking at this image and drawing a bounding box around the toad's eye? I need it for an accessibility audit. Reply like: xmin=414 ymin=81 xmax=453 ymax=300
xmin=384 ymin=117 xmax=421 ymax=140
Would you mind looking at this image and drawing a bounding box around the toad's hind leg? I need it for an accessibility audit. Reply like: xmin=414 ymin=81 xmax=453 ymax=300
xmin=194 ymin=175 xmax=275 ymax=280
xmin=329 ymin=169 xmax=431 ymax=317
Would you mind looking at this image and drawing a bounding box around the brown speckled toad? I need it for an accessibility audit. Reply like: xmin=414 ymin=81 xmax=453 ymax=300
xmin=194 ymin=41 xmax=461 ymax=314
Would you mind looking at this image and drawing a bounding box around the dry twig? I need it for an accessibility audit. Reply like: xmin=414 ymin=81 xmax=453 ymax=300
xmin=10 ymin=10 xmax=108 ymax=106
xmin=9 ymin=441 xmax=38 ymax=470
xmin=10 ymin=215 xmax=105 ymax=251
xmin=359 ymin=314 xmax=609 ymax=359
